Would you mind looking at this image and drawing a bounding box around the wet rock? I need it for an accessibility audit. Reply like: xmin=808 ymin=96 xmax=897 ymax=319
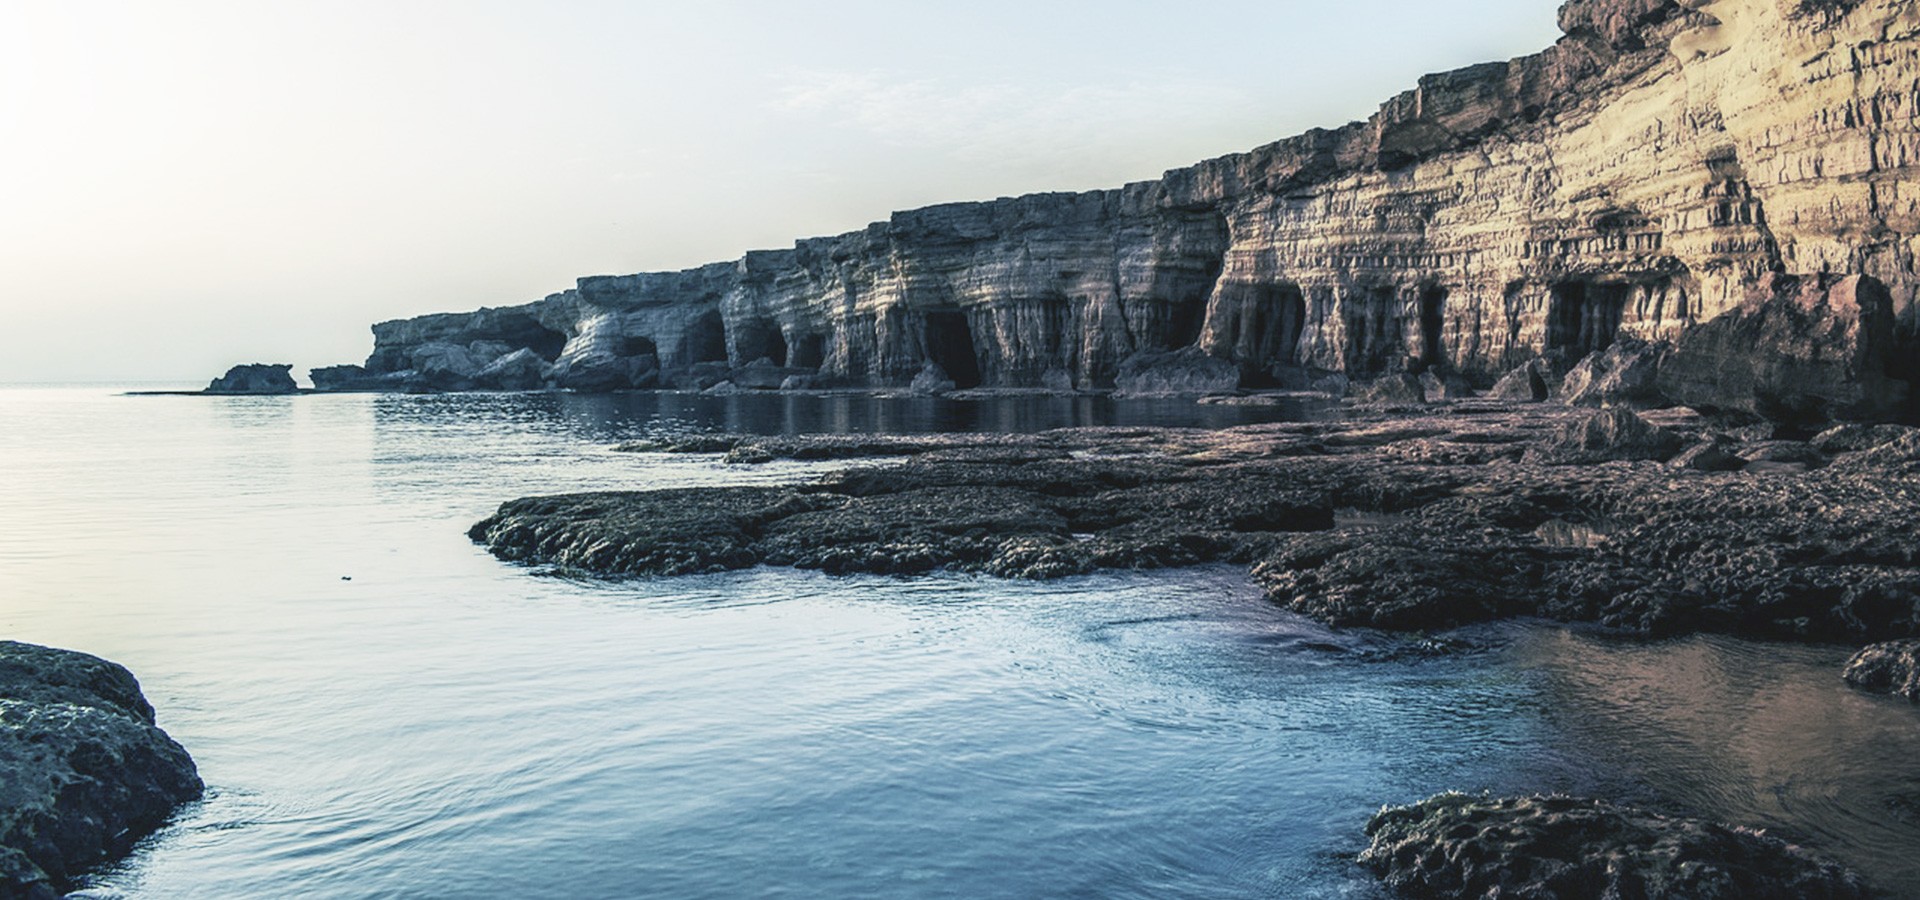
xmin=1843 ymin=640 xmax=1920 ymax=702
xmin=1112 ymin=348 xmax=1241 ymax=397
xmin=730 ymin=359 xmax=814 ymax=391
xmin=1525 ymin=407 xmax=1682 ymax=464
xmin=1559 ymin=338 xmax=1669 ymax=408
xmin=1361 ymin=793 xmax=1869 ymax=900
xmin=204 ymin=363 xmax=296 ymax=394
xmin=0 ymin=642 xmax=202 ymax=899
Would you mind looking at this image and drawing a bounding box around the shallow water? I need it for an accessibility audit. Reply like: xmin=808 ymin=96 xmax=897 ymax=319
xmin=2 ymin=387 xmax=1915 ymax=898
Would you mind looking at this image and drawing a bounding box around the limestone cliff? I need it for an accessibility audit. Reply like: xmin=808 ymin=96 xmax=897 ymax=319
xmin=332 ymin=0 xmax=1920 ymax=419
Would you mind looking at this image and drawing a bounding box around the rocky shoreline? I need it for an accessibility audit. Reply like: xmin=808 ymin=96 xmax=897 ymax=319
xmin=0 ymin=642 xmax=201 ymax=899
xmin=468 ymin=400 xmax=1920 ymax=897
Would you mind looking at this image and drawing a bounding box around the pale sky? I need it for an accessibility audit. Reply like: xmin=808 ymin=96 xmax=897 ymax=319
xmin=0 ymin=1 xmax=1564 ymax=384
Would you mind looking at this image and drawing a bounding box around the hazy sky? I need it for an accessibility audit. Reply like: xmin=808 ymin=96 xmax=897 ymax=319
xmin=0 ymin=1 xmax=1564 ymax=384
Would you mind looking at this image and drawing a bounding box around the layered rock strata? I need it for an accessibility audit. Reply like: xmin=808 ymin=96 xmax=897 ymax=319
xmin=333 ymin=0 xmax=1920 ymax=419
xmin=1360 ymin=793 xmax=1868 ymax=899
xmin=0 ymin=642 xmax=202 ymax=899
xmin=470 ymin=406 xmax=1920 ymax=643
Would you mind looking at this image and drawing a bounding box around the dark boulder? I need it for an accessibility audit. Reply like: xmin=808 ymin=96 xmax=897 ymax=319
xmin=1362 ymin=793 xmax=1869 ymax=899
xmin=1525 ymin=407 xmax=1683 ymax=464
xmin=1843 ymin=640 xmax=1920 ymax=702
xmin=1560 ymin=338 xmax=1670 ymax=407
xmin=204 ymin=363 xmax=296 ymax=394
xmin=1656 ymin=274 xmax=1909 ymax=427
xmin=1353 ymin=373 xmax=1428 ymax=406
xmin=0 ymin=642 xmax=202 ymax=899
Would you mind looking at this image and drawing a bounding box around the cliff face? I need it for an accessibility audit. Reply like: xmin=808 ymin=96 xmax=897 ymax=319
xmin=338 ymin=0 xmax=1920 ymax=417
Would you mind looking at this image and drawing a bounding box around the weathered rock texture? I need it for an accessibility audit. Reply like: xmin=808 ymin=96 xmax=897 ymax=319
xmin=1843 ymin=638 xmax=1920 ymax=700
xmin=0 ymin=642 xmax=202 ymax=899
xmin=1360 ymin=793 xmax=1869 ymax=899
xmin=333 ymin=0 xmax=1920 ymax=419
xmin=473 ymin=405 xmax=1920 ymax=643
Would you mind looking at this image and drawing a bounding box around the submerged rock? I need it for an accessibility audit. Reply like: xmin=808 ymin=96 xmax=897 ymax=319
xmin=1843 ymin=640 xmax=1920 ymax=702
xmin=204 ymin=363 xmax=296 ymax=394
xmin=0 ymin=641 xmax=202 ymax=899
xmin=1360 ymin=793 xmax=1868 ymax=900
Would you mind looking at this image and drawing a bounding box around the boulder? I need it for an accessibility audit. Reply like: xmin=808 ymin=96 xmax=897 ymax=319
xmin=1112 ymin=348 xmax=1241 ymax=397
xmin=1353 ymin=373 xmax=1427 ymax=405
xmin=1656 ymin=274 xmax=1908 ymax=427
xmin=779 ymin=374 xmax=817 ymax=391
xmin=1843 ymin=640 xmax=1920 ymax=702
xmin=1361 ymin=793 xmax=1868 ymax=899
xmin=0 ymin=642 xmax=202 ymax=899
xmin=472 ymin=348 xmax=551 ymax=391
xmin=1526 ymin=407 xmax=1683 ymax=464
xmin=1560 ymin=338 xmax=1670 ymax=407
xmin=1489 ymin=358 xmax=1554 ymax=402
xmin=204 ymin=363 xmax=297 ymax=394
xmin=409 ymin=342 xmax=482 ymax=391
xmin=909 ymin=362 xmax=958 ymax=395
xmin=730 ymin=359 xmax=815 ymax=391
xmin=1417 ymin=370 xmax=1473 ymax=401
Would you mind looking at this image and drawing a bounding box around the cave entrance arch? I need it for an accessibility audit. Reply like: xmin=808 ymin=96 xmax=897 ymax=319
xmin=735 ymin=319 xmax=788 ymax=366
xmin=1419 ymin=286 xmax=1448 ymax=370
xmin=684 ymin=311 xmax=728 ymax=364
xmin=923 ymin=311 xmax=983 ymax=389
xmin=1548 ymin=281 xmax=1628 ymax=356
xmin=617 ymin=335 xmax=657 ymax=358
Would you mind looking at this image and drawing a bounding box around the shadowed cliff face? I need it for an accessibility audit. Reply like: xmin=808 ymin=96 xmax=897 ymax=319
xmin=346 ymin=0 xmax=1920 ymax=405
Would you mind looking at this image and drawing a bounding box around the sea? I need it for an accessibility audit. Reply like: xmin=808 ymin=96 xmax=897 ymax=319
xmin=2 ymin=385 xmax=1916 ymax=898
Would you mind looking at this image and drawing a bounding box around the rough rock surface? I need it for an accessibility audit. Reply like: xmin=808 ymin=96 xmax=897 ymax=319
xmin=1843 ymin=639 xmax=1920 ymax=701
xmin=473 ymin=402 xmax=1920 ymax=643
xmin=1360 ymin=793 xmax=1868 ymax=899
xmin=0 ymin=642 xmax=202 ymax=899
xmin=331 ymin=0 xmax=1920 ymax=421
xmin=203 ymin=364 xmax=296 ymax=395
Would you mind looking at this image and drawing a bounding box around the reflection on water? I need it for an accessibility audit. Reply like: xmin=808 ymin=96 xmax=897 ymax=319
xmin=1514 ymin=629 xmax=1920 ymax=890
xmin=0 ymin=387 xmax=1914 ymax=898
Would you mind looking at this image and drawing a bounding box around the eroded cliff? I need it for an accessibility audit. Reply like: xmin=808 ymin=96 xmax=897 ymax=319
xmin=327 ymin=0 xmax=1920 ymax=421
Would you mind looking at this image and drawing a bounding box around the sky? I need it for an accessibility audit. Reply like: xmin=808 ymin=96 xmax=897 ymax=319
xmin=0 ymin=1 xmax=1565 ymax=384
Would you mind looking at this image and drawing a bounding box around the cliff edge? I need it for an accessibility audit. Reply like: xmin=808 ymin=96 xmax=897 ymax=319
xmin=324 ymin=0 xmax=1920 ymax=423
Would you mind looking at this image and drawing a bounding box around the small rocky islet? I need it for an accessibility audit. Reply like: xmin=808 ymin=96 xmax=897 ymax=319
xmin=0 ymin=642 xmax=201 ymax=900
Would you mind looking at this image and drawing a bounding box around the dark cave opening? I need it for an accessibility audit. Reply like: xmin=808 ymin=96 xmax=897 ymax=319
xmin=923 ymin=311 xmax=983 ymax=389
xmin=685 ymin=312 xmax=729 ymax=364
xmin=789 ymin=333 xmax=827 ymax=369
xmin=1167 ymin=299 xmax=1207 ymax=350
xmin=497 ymin=315 xmax=569 ymax=362
xmin=735 ymin=320 xmax=789 ymax=366
xmin=1419 ymin=286 xmax=1448 ymax=370
xmin=1549 ymin=281 xmax=1628 ymax=356
xmin=617 ymin=335 xmax=657 ymax=358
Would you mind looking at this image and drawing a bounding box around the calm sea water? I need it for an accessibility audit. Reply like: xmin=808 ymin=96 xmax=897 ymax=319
xmin=3 ymin=386 xmax=1916 ymax=898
